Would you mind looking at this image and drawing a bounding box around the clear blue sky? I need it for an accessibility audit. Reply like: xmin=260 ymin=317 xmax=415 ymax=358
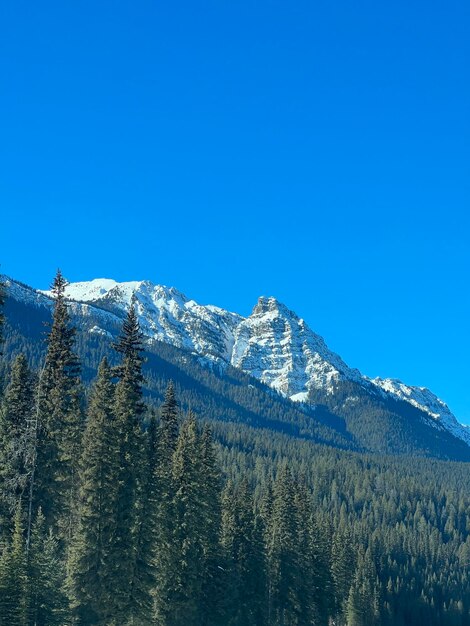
xmin=1 ymin=1 xmax=469 ymax=421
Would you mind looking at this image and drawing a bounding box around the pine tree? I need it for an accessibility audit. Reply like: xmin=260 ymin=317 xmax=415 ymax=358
xmin=35 ymin=269 xmax=83 ymax=530
xmin=221 ymin=478 xmax=267 ymax=626
xmin=331 ymin=528 xmax=356 ymax=623
xmin=0 ymin=507 xmax=27 ymax=626
xmin=346 ymin=578 xmax=364 ymax=626
xmin=311 ymin=515 xmax=335 ymax=625
xmin=0 ymin=275 xmax=5 ymax=354
xmin=198 ymin=424 xmax=225 ymax=626
xmin=109 ymin=301 xmax=150 ymax=624
xmin=155 ymin=412 xmax=204 ymax=626
xmin=259 ymin=478 xmax=274 ymax=534
xmin=354 ymin=550 xmax=380 ymax=626
xmin=154 ymin=381 xmax=180 ymax=621
xmin=0 ymin=354 xmax=34 ymax=527
xmin=67 ymin=358 xmax=119 ymax=625
xmin=266 ymin=466 xmax=303 ymax=626
xmin=155 ymin=381 xmax=179 ymax=530
xmin=159 ymin=380 xmax=179 ymax=450
xmin=112 ymin=297 xmax=145 ymax=404
xmin=292 ymin=481 xmax=328 ymax=625
xmin=127 ymin=410 xmax=159 ymax=625
xmin=27 ymin=508 xmax=68 ymax=626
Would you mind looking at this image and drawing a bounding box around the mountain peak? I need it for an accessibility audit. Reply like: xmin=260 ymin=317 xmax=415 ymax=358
xmin=253 ymin=295 xmax=295 ymax=317
xmin=152 ymin=284 xmax=189 ymax=306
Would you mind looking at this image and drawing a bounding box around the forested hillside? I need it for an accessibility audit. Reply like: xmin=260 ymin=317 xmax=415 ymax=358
xmin=1 ymin=273 xmax=470 ymax=625
xmin=3 ymin=275 xmax=470 ymax=462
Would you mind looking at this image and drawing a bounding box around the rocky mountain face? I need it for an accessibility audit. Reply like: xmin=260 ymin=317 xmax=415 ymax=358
xmin=231 ymin=296 xmax=364 ymax=399
xmin=4 ymin=275 xmax=469 ymax=449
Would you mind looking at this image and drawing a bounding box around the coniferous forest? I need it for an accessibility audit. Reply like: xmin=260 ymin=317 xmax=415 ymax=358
xmin=1 ymin=272 xmax=470 ymax=626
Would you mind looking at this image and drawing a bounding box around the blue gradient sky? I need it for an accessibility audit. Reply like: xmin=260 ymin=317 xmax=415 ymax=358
xmin=1 ymin=1 xmax=469 ymax=421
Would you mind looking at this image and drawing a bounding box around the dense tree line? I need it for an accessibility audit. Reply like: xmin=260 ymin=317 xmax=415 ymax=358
xmin=0 ymin=272 xmax=470 ymax=624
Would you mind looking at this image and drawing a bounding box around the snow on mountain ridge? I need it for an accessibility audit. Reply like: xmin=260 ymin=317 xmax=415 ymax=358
xmin=59 ymin=278 xmax=123 ymax=302
xmin=59 ymin=278 xmax=242 ymax=363
xmin=8 ymin=275 xmax=468 ymax=447
xmin=372 ymin=378 xmax=470 ymax=446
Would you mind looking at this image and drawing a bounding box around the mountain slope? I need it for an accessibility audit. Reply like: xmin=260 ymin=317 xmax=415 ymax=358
xmin=58 ymin=277 xmax=469 ymax=447
xmin=1 ymin=279 xmax=355 ymax=452
xmin=372 ymin=377 xmax=470 ymax=446
xmin=2 ymin=274 xmax=469 ymax=460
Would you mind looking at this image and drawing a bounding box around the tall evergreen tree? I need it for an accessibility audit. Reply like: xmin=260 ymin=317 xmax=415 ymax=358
xmin=155 ymin=380 xmax=179 ymax=532
xmin=109 ymin=301 xmax=150 ymax=624
xmin=198 ymin=424 xmax=225 ymax=626
xmin=0 ymin=275 xmax=5 ymax=355
xmin=0 ymin=507 xmax=27 ymax=626
xmin=0 ymin=354 xmax=34 ymax=527
xmin=266 ymin=466 xmax=304 ymax=626
xmin=346 ymin=578 xmax=364 ymax=626
xmin=159 ymin=380 xmax=179 ymax=450
xmin=67 ymin=358 xmax=119 ymax=625
xmin=155 ymin=412 xmax=204 ymax=626
xmin=259 ymin=478 xmax=274 ymax=534
xmin=27 ymin=508 xmax=68 ymax=626
xmin=35 ymin=270 xmax=83 ymax=530
xmin=331 ymin=528 xmax=356 ymax=622
xmin=221 ymin=478 xmax=267 ymax=626
xmin=311 ymin=515 xmax=335 ymax=625
xmin=126 ymin=410 xmax=159 ymax=625
xmin=112 ymin=297 xmax=145 ymax=404
xmin=154 ymin=381 xmax=180 ymax=620
xmin=292 ymin=481 xmax=328 ymax=625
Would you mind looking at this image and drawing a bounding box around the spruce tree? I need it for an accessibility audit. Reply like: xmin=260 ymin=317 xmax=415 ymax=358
xmin=0 ymin=354 xmax=34 ymax=527
xmin=259 ymin=478 xmax=274 ymax=534
xmin=112 ymin=297 xmax=145 ymax=403
xmin=292 ymin=481 xmax=326 ymax=625
xmin=27 ymin=508 xmax=68 ymax=626
xmin=0 ymin=507 xmax=27 ymax=626
xmin=346 ymin=579 xmax=364 ymax=626
xmin=311 ymin=515 xmax=335 ymax=625
xmin=331 ymin=528 xmax=356 ymax=622
xmin=109 ymin=301 xmax=150 ymax=624
xmin=266 ymin=466 xmax=303 ymax=626
xmin=221 ymin=478 xmax=267 ymax=626
xmin=154 ymin=380 xmax=180 ymax=621
xmin=67 ymin=358 xmax=119 ymax=625
xmin=35 ymin=270 xmax=83 ymax=530
xmin=127 ymin=410 xmax=159 ymax=625
xmin=354 ymin=549 xmax=380 ymax=626
xmin=159 ymin=380 xmax=179 ymax=450
xmin=0 ymin=275 xmax=5 ymax=354
xmin=155 ymin=381 xmax=179 ymax=528
xmin=198 ymin=424 xmax=225 ymax=626
xmin=155 ymin=412 xmax=204 ymax=626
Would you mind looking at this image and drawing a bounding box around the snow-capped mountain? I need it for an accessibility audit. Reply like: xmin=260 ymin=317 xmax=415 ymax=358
xmin=44 ymin=279 xmax=242 ymax=362
xmin=54 ymin=279 xmax=366 ymax=396
xmin=5 ymin=275 xmax=469 ymax=448
xmin=231 ymin=296 xmax=364 ymax=401
xmin=372 ymin=378 xmax=470 ymax=446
